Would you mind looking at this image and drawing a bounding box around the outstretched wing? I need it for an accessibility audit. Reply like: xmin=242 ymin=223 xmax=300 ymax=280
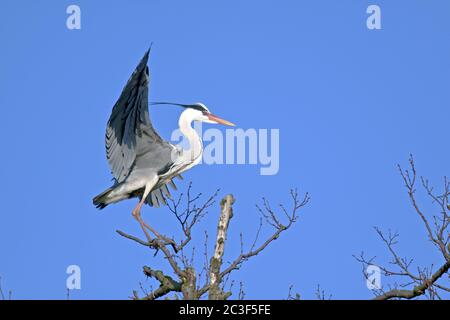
xmin=105 ymin=50 xmax=173 ymax=183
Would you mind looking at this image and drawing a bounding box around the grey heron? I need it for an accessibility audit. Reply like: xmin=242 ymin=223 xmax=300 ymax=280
xmin=93 ymin=49 xmax=234 ymax=224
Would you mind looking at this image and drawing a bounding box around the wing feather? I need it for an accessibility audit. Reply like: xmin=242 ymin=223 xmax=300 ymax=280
xmin=105 ymin=50 xmax=174 ymax=183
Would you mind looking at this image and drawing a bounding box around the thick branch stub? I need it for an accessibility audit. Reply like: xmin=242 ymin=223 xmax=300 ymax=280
xmin=209 ymin=194 xmax=235 ymax=300
xmin=181 ymin=267 xmax=197 ymax=300
xmin=142 ymin=266 xmax=182 ymax=300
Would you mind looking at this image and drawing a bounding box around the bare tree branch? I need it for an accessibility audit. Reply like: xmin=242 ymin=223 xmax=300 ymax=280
xmin=140 ymin=266 xmax=182 ymax=300
xmin=355 ymin=155 xmax=450 ymax=300
xmin=208 ymin=194 xmax=235 ymax=300
xmin=0 ymin=276 xmax=5 ymax=300
xmin=220 ymin=190 xmax=309 ymax=279
xmin=373 ymin=260 xmax=450 ymax=300
xmin=117 ymin=183 xmax=309 ymax=300
xmin=198 ymin=189 xmax=309 ymax=298
xmin=0 ymin=276 xmax=12 ymax=300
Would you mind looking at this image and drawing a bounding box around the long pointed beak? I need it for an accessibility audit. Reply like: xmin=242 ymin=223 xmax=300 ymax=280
xmin=207 ymin=113 xmax=235 ymax=126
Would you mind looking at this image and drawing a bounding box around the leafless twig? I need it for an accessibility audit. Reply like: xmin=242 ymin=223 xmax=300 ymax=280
xmin=355 ymin=155 xmax=450 ymax=300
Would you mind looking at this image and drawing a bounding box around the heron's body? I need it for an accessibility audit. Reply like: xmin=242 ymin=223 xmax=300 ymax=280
xmin=93 ymin=49 xmax=234 ymax=214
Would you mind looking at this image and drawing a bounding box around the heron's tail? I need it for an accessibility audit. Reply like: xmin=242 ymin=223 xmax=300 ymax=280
xmin=93 ymin=174 xmax=184 ymax=209
xmin=93 ymin=187 xmax=115 ymax=209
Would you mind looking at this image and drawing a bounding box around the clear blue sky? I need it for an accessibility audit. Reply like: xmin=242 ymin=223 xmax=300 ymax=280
xmin=1 ymin=0 xmax=449 ymax=299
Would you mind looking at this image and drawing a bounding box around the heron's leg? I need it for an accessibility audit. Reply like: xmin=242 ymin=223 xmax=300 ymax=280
xmin=132 ymin=199 xmax=152 ymax=242
xmin=131 ymin=198 xmax=146 ymax=220
xmin=132 ymin=179 xmax=157 ymax=242
xmin=131 ymin=180 xmax=178 ymax=251
xmin=134 ymin=205 xmax=165 ymax=240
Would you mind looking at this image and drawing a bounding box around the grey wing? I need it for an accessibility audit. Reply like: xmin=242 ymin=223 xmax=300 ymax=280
xmin=105 ymin=50 xmax=174 ymax=183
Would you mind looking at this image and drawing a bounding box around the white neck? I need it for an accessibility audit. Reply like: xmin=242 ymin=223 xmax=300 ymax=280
xmin=178 ymin=109 xmax=203 ymax=164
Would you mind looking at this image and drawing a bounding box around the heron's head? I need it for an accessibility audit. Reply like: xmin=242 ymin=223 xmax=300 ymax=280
xmin=186 ymin=102 xmax=235 ymax=126
xmin=151 ymin=102 xmax=235 ymax=126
